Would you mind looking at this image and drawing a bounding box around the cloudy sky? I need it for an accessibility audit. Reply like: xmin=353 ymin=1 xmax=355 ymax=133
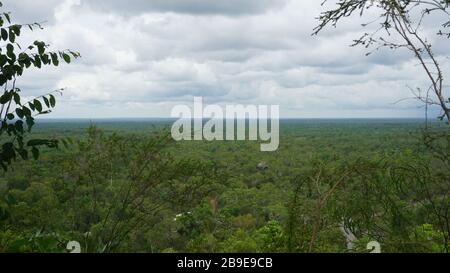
xmin=5 ymin=0 xmax=450 ymax=118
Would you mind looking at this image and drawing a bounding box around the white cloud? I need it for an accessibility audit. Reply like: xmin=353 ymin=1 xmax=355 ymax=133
xmin=3 ymin=0 xmax=448 ymax=118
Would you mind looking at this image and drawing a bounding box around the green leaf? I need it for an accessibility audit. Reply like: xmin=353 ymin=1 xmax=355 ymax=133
xmin=33 ymin=99 xmax=42 ymax=112
xmin=50 ymin=53 xmax=59 ymax=66
xmin=4 ymin=13 xmax=10 ymax=23
xmin=18 ymin=53 xmax=29 ymax=63
xmin=0 ymin=92 xmax=11 ymax=104
xmin=43 ymin=96 xmax=50 ymax=108
xmin=10 ymin=25 xmax=21 ymax=36
xmin=6 ymin=43 xmax=13 ymax=54
xmin=8 ymin=29 xmax=15 ymax=43
xmin=1 ymin=28 xmax=7 ymax=41
xmin=13 ymin=93 xmax=20 ymax=105
xmin=62 ymin=53 xmax=71 ymax=64
xmin=15 ymin=108 xmax=24 ymax=118
xmin=25 ymin=116 xmax=34 ymax=132
xmin=33 ymin=55 xmax=42 ymax=68
xmin=14 ymin=120 xmax=23 ymax=133
xmin=0 ymin=75 xmax=6 ymax=86
xmin=49 ymin=94 xmax=56 ymax=108
xmin=0 ymin=55 xmax=7 ymax=67
xmin=41 ymin=54 xmax=50 ymax=65
xmin=22 ymin=106 xmax=31 ymax=117
xmin=35 ymin=41 xmax=45 ymax=55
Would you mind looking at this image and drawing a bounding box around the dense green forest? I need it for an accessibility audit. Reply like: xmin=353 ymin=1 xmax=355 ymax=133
xmin=0 ymin=119 xmax=449 ymax=253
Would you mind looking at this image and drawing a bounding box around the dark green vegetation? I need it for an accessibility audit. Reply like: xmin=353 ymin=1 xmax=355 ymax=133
xmin=0 ymin=119 xmax=448 ymax=253
xmin=0 ymin=1 xmax=80 ymax=171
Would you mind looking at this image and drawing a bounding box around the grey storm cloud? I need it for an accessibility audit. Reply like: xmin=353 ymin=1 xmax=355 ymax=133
xmin=4 ymin=0 xmax=61 ymax=22
xmin=4 ymin=0 xmax=289 ymax=22
xmin=1 ymin=0 xmax=447 ymax=118
xmin=84 ymin=0 xmax=289 ymax=16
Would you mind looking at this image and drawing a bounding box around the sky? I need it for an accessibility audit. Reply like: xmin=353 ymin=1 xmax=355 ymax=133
xmin=4 ymin=0 xmax=450 ymax=118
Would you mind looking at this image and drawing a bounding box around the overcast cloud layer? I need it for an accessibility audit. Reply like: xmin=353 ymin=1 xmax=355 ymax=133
xmin=5 ymin=0 xmax=449 ymax=118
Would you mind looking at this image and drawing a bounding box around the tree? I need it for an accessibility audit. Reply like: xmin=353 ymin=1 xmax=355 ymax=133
xmin=0 ymin=1 xmax=80 ymax=171
xmin=58 ymin=127 xmax=222 ymax=253
xmin=313 ymin=0 xmax=450 ymax=123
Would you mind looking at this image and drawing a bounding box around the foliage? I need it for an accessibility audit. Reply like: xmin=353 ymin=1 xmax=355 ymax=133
xmin=314 ymin=0 xmax=450 ymax=123
xmin=0 ymin=125 xmax=226 ymax=253
xmin=0 ymin=1 xmax=80 ymax=171
xmin=1 ymin=120 xmax=447 ymax=253
xmin=310 ymin=2 xmax=450 ymax=252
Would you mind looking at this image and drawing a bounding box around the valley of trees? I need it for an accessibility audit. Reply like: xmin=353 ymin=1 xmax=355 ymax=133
xmin=0 ymin=120 xmax=448 ymax=253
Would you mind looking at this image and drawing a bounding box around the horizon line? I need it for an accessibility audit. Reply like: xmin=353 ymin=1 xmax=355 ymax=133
xmin=35 ymin=117 xmax=430 ymax=121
